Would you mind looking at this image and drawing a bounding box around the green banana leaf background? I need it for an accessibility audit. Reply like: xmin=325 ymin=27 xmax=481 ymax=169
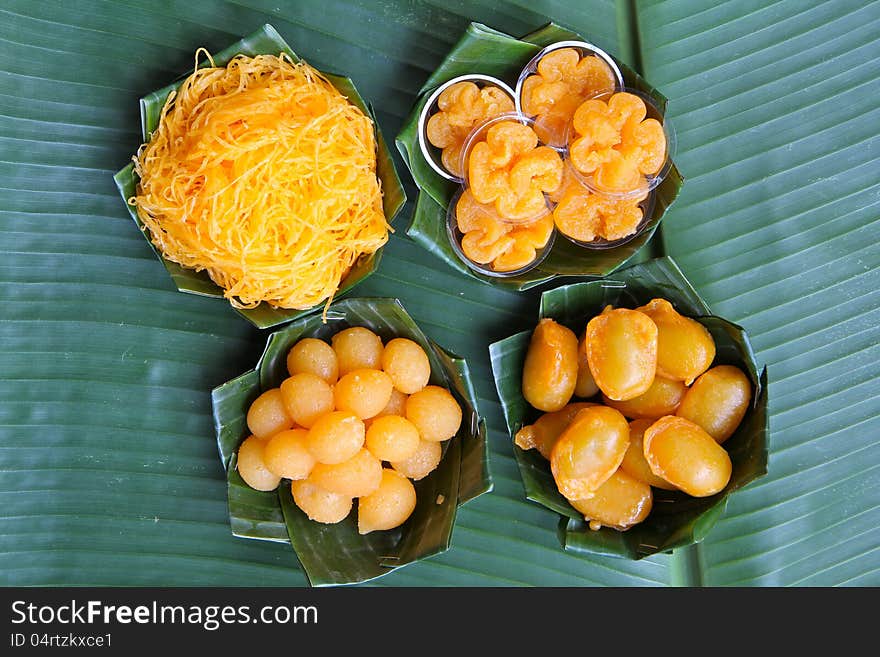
xmin=2 ymin=0 xmax=878 ymax=587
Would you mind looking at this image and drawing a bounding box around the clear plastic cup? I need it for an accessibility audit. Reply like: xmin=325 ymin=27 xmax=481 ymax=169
xmin=417 ymin=74 xmax=517 ymax=182
xmin=564 ymin=87 xmax=676 ymax=201
xmin=458 ymin=112 xmax=562 ymax=226
xmin=550 ymin=160 xmax=657 ymax=250
xmin=446 ymin=186 xmax=556 ymax=278
xmin=515 ymin=40 xmax=625 ymax=150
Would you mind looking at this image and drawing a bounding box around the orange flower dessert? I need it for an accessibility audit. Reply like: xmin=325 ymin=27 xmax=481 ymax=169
xmin=550 ymin=165 xmax=647 ymax=243
xmin=425 ymin=80 xmax=515 ymax=178
xmin=568 ymin=91 xmax=667 ymax=195
xmin=520 ymin=47 xmax=617 ymax=146
xmin=466 ymin=120 xmax=563 ymax=223
xmin=454 ymin=189 xmax=554 ymax=273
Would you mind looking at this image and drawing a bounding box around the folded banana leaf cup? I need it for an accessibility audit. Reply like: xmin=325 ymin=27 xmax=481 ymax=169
xmin=488 ymin=257 xmax=769 ymax=559
xmin=113 ymin=24 xmax=406 ymax=329
xmin=211 ymin=297 xmax=491 ymax=586
xmin=396 ymin=22 xmax=683 ymax=290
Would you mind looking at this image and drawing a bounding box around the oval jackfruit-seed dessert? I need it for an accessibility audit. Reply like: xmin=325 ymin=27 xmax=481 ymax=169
xmin=642 ymin=416 xmax=732 ymax=497
xmin=676 ymin=365 xmax=751 ymax=444
xmin=602 ymin=374 xmax=686 ymax=420
xmin=550 ymin=405 xmax=630 ymax=501
xmin=514 ymin=402 xmax=595 ymax=460
xmin=619 ymin=419 xmax=676 ymax=490
xmin=636 ymin=298 xmax=715 ymax=385
xmin=522 ymin=318 xmax=579 ymax=412
xmin=569 ymin=468 xmax=653 ymax=531
xmin=585 ymin=306 xmax=658 ymax=401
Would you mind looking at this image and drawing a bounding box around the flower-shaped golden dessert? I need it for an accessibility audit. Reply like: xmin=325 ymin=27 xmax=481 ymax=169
xmin=568 ymin=92 xmax=666 ymax=195
xmin=550 ymin=166 xmax=647 ymax=242
xmin=455 ymin=189 xmax=553 ymax=273
xmin=520 ymin=48 xmax=617 ymax=146
xmin=467 ymin=120 xmax=563 ymax=223
xmin=425 ymin=81 xmax=515 ymax=178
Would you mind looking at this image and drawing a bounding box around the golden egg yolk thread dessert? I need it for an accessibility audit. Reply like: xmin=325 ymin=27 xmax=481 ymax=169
xmin=131 ymin=51 xmax=390 ymax=313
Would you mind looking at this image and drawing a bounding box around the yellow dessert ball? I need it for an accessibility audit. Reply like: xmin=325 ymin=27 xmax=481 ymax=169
xmin=334 ymin=369 xmax=394 ymax=420
xmin=263 ymin=428 xmax=315 ymax=481
xmin=366 ymin=415 xmax=421 ymax=462
xmin=390 ymin=439 xmax=442 ymax=481
xmin=373 ymin=389 xmax=408 ymax=421
xmin=286 ymin=338 xmax=339 ymax=384
xmin=381 ymin=338 xmax=431 ymax=394
xmin=246 ymin=388 xmax=294 ymax=439
xmin=405 ymin=385 xmax=462 ymax=442
xmin=357 ymin=468 xmax=417 ymax=534
xmin=291 ymin=479 xmax=352 ymax=524
xmin=306 ymin=411 xmax=365 ymax=464
xmin=237 ymin=435 xmax=281 ymax=491
xmin=279 ymin=373 xmax=334 ymax=428
xmin=332 ymin=327 xmax=384 ymax=376
xmin=309 ymin=448 xmax=383 ymax=498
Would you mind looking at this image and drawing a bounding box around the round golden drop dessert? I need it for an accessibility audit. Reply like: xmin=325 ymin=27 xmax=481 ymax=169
xmin=405 ymin=385 xmax=462 ymax=442
xmin=381 ymin=338 xmax=431 ymax=394
xmin=390 ymin=440 xmax=443 ymax=481
xmin=333 ymin=369 xmax=394 ymax=420
xmin=306 ymin=411 xmax=366 ymax=465
xmin=286 ymin=338 xmax=339 ymax=384
xmin=332 ymin=327 xmax=384 ymax=375
xmin=246 ymin=388 xmax=294 ymax=439
xmin=291 ymin=480 xmax=353 ymax=524
xmin=425 ymin=80 xmax=515 ymax=178
xmin=132 ymin=54 xmax=389 ymax=311
xmin=263 ymin=428 xmax=315 ymax=481
xmin=236 ymin=435 xmax=282 ymax=492
xmin=309 ymin=448 xmax=383 ymax=498
xmin=358 ymin=469 xmax=418 ymax=535
xmin=280 ymin=373 xmax=334 ymax=428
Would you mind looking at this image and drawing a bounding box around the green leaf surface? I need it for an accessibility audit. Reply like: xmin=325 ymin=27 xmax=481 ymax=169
xmin=210 ymin=297 xmax=488 ymax=585
xmin=489 ymin=257 xmax=769 ymax=558
xmin=2 ymin=0 xmax=877 ymax=587
xmin=640 ymin=0 xmax=880 ymax=585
